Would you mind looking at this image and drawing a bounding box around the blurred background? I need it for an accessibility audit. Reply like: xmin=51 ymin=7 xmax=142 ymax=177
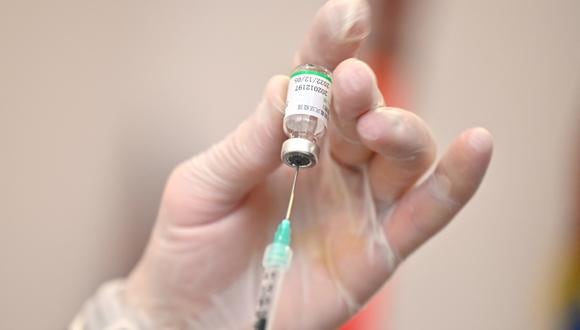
xmin=1 ymin=0 xmax=579 ymax=329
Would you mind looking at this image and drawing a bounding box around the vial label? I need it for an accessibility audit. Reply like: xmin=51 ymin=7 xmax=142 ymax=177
xmin=285 ymin=70 xmax=332 ymax=127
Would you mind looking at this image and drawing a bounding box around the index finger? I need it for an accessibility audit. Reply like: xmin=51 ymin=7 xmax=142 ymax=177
xmin=293 ymin=0 xmax=371 ymax=70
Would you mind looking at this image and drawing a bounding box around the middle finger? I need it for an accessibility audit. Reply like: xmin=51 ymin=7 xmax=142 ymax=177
xmin=358 ymin=107 xmax=437 ymax=203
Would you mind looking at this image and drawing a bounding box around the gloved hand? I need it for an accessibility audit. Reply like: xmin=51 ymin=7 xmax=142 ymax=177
xmin=83 ymin=0 xmax=493 ymax=329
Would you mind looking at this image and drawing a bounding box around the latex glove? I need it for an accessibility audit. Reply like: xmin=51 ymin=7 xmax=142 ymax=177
xmin=119 ymin=0 xmax=493 ymax=329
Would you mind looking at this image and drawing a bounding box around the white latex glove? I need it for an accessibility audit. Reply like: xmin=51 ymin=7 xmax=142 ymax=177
xmin=77 ymin=0 xmax=493 ymax=329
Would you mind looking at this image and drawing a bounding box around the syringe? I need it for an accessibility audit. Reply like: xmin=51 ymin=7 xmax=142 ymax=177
xmin=254 ymin=167 xmax=299 ymax=330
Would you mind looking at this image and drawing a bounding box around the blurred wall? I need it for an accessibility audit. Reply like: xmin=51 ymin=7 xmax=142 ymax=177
xmin=0 ymin=0 xmax=578 ymax=329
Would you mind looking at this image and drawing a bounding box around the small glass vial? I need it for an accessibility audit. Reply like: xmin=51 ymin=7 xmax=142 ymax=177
xmin=281 ymin=64 xmax=332 ymax=168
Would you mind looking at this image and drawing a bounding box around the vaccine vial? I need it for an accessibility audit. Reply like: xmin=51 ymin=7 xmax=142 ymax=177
xmin=281 ymin=64 xmax=332 ymax=168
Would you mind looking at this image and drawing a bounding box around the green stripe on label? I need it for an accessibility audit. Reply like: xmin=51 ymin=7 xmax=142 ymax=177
xmin=290 ymin=70 xmax=332 ymax=82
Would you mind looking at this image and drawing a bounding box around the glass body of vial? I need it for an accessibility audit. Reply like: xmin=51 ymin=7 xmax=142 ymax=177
xmin=281 ymin=64 xmax=332 ymax=168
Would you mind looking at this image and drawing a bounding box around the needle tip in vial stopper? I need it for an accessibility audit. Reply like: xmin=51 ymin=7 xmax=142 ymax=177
xmin=281 ymin=138 xmax=319 ymax=168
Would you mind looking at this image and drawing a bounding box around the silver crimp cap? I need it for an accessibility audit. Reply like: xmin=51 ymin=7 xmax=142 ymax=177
xmin=281 ymin=137 xmax=319 ymax=168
